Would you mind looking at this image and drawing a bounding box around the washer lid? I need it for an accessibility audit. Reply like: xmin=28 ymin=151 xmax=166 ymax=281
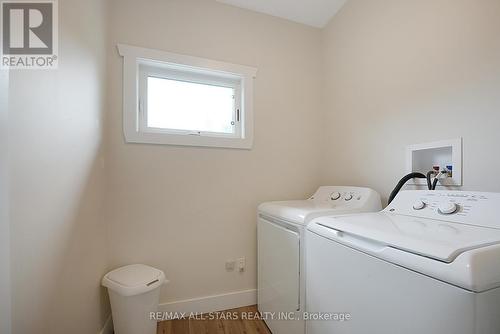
xmin=313 ymin=212 xmax=500 ymax=263
xmin=102 ymin=264 xmax=167 ymax=296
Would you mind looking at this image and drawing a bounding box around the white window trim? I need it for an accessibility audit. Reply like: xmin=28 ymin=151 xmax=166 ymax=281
xmin=117 ymin=44 xmax=257 ymax=149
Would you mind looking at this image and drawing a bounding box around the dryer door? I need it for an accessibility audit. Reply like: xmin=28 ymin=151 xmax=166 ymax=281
xmin=258 ymin=217 xmax=301 ymax=333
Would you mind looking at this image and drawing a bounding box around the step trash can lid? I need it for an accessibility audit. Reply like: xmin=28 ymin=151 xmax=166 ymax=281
xmin=102 ymin=264 xmax=167 ymax=296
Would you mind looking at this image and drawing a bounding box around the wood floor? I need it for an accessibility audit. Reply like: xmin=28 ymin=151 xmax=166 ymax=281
xmin=157 ymin=305 xmax=271 ymax=334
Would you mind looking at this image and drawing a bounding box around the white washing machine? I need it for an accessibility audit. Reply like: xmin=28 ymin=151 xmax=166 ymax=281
xmin=257 ymin=186 xmax=382 ymax=334
xmin=306 ymin=190 xmax=500 ymax=334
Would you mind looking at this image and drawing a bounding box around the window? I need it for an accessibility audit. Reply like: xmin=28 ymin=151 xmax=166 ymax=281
xmin=118 ymin=44 xmax=257 ymax=149
xmin=139 ymin=64 xmax=241 ymax=137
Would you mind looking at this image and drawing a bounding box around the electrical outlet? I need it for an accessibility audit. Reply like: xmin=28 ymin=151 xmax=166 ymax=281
xmin=225 ymin=260 xmax=235 ymax=271
xmin=237 ymin=257 xmax=246 ymax=272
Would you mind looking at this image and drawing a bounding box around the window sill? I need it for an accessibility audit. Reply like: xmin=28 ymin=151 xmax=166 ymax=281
xmin=124 ymin=131 xmax=254 ymax=149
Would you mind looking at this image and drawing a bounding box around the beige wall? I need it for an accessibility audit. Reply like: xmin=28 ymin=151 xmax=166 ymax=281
xmin=105 ymin=0 xmax=323 ymax=303
xmin=321 ymin=0 xmax=500 ymax=202
xmin=1 ymin=69 xmax=10 ymax=334
xmin=8 ymin=0 xmax=109 ymax=333
xmin=9 ymin=0 xmax=500 ymax=331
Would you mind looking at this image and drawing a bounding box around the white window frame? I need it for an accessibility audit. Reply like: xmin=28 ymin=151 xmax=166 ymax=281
xmin=138 ymin=64 xmax=242 ymax=139
xmin=117 ymin=44 xmax=257 ymax=149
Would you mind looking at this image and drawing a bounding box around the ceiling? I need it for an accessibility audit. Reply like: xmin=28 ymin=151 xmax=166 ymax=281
xmin=216 ymin=0 xmax=348 ymax=28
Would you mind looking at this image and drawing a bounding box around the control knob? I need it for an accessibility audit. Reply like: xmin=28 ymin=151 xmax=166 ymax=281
xmin=330 ymin=192 xmax=341 ymax=200
xmin=438 ymin=202 xmax=458 ymax=215
xmin=413 ymin=201 xmax=425 ymax=210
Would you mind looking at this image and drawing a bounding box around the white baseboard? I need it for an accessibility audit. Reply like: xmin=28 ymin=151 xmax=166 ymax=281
xmin=158 ymin=289 xmax=257 ymax=316
xmin=98 ymin=315 xmax=113 ymax=334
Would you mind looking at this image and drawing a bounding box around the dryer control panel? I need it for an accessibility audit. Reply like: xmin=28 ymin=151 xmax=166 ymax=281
xmin=385 ymin=190 xmax=500 ymax=230
xmin=309 ymin=186 xmax=377 ymax=203
xmin=259 ymin=186 xmax=382 ymax=224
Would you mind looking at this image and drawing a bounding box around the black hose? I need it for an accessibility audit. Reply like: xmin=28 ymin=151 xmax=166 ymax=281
xmin=432 ymin=177 xmax=439 ymax=190
xmin=388 ymin=172 xmax=427 ymax=205
xmin=426 ymin=171 xmax=434 ymax=190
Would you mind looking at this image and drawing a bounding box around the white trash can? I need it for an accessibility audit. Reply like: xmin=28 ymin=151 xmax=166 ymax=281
xmin=102 ymin=264 xmax=167 ymax=334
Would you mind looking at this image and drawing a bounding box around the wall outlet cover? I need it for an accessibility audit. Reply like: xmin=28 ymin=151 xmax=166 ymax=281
xmin=225 ymin=260 xmax=235 ymax=271
xmin=237 ymin=257 xmax=245 ymax=272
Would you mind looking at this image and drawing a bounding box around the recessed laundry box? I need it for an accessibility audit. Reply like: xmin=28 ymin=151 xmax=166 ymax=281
xmin=102 ymin=264 xmax=167 ymax=334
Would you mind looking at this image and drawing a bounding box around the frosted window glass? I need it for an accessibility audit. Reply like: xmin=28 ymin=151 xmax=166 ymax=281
xmin=147 ymin=77 xmax=235 ymax=134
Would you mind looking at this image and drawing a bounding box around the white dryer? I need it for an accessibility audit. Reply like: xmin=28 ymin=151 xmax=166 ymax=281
xmin=257 ymin=186 xmax=381 ymax=334
xmin=306 ymin=190 xmax=500 ymax=334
